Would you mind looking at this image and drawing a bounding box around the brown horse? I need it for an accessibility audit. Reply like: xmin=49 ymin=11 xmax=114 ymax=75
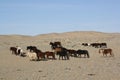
xmin=37 ymin=51 xmax=46 ymax=60
xmin=32 ymin=48 xmax=46 ymax=60
xmin=45 ymin=51 xmax=56 ymax=59
xmin=10 ymin=47 xmax=18 ymax=55
xmin=49 ymin=41 xmax=62 ymax=50
xmin=99 ymin=48 xmax=114 ymax=57
xmin=54 ymin=47 xmax=62 ymax=55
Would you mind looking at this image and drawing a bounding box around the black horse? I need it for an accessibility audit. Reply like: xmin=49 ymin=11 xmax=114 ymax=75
xmin=67 ymin=49 xmax=77 ymax=57
xmin=90 ymin=43 xmax=107 ymax=48
xmin=26 ymin=46 xmax=37 ymax=52
xmin=76 ymin=49 xmax=90 ymax=58
xmin=54 ymin=47 xmax=69 ymax=60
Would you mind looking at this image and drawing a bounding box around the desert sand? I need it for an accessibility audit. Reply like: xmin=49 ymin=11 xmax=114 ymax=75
xmin=0 ymin=31 xmax=120 ymax=80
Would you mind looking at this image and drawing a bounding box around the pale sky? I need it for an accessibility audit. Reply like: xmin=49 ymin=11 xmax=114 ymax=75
xmin=0 ymin=0 xmax=120 ymax=35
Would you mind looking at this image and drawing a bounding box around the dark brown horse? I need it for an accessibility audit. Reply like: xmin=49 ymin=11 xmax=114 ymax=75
xmin=10 ymin=47 xmax=18 ymax=55
xmin=99 ymin=48 xmax=114 ymax=57
xmin=26 ymin=46 xmax=37 ymax=52
xmin=32 ymin=48 xmax=46 ymax=60
xmin=67 ymin=49 xmax=77 ymax=57
xmin=49 ymin=41 xmax=62 ymax=50
xmin=54 ymin=47 xmax=69 ymax=60
xmin=45 ymin=51 xmax=56 ymax=59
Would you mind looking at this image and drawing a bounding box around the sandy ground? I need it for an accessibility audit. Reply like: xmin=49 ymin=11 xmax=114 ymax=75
xmin=0 ymin=31 xmax=120 ymax=80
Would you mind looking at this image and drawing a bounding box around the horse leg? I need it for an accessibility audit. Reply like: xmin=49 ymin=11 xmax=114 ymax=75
xmin=15 ymin=51 xmax=17 ymax=55
xmin=85 ymin=54 xmax=87 ymax=58
xmin=65 ymin=55 xmax=68 ymax=60
xmin=43 ymin=54 xmax=46 ymax=59
xmin=80 ymin=54 xmax=81 ymax=58
xmin=53 ymin=55 xmax=55 ymax=59
xmin=103 ymin=53 xmax=106 ymax=56
xmin=64 ymin=56 xmax=66 ymax=60
xmin=11 ymin=51 xmax=13 ymax=54
xmin=110 ymin=52 xmax=114 ymax=57
xmin=67 ymin=55 xmax=69 ymax=60
xmin=12 ymin=51 xmax=15 ymax=54
xmin=12 ymin=51 xmax=14 ymax=54
xmin=36 ymin=53 xmax=40 ymax=61
xmin=74 ymin=53 xmax=77 ymax=57
xmin=59 ymin=56 xmax=60 ymax=60
xmin=30 ymin=49 xmax=31 ymax=52
xmin=105 ymin=53 xmax=107 ymax=56
xmin=62 ymin=56 xmax=64 ymax=60
xmin=87 ymin=53 xmax=90 ymax=58
xmin=103 ymin=53 xmax=105 ymax=56
xmin=47 ymin=55 xmax=49 ymax=59
xmin=84 ymin=54 xmax=86 ymax=58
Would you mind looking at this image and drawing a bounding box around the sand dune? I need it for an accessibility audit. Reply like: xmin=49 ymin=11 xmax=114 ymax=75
xmin=0 ymin=31 xmax=120 ymax=80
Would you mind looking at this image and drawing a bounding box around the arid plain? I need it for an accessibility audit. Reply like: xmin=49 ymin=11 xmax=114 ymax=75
xmin=0 ymin=31 xmax=120 ymax=80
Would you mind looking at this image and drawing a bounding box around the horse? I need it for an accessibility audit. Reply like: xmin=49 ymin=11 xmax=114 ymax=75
xmin=54 ymin=47 xmax=69 ymax=60
xmin=99 ymin=48 xmax=114 ymax=57
xmin=26 ymin=46 xmax=37 ymax=52
xmin=90 ymin=43 xmax=107 ymax=48
xmin=82 ymin=43 xmax=89 ymax=46
xmin=49 ymin=41 xmax=62 ymax=50
xmin=67 ymin=49 xmax=77 ymax=57
xmin=100 ymin=43 xmax=107 ymax=48
xmin=90 ymin=43 xmax=101 ymax=48
xmin=10 ymin=47 xmax=18 ymax=55
xmin=76 ymin=49 xmax=90 ymax=58
xmin=10 ymin=46 xmax=26 ymax=57
xmin=32 ymin=48 xmax=46 ymax=60
xmin=26 ymin=52 xmax=37 ymax=61
xmin=44 ymin=51 xmax=56 ymax=59
xmin=16 ymin=46 xmax=24 ymax=56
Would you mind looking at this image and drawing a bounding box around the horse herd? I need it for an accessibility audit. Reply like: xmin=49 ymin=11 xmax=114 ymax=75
xmin=82 ymin=42 xmax=107 ymax=48
xmin=10 ymin=41 xmax=114 ymax=61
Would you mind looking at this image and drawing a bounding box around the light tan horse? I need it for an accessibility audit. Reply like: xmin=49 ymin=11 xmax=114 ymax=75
xmin=99 ymin=48 xmax=114 ymax=57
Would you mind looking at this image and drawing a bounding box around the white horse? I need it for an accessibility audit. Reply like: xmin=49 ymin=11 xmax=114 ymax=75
xmin=26 ymin=52 xmax=37 ymax=61
xmin=16 ymin=46 xmax=24 ymax=56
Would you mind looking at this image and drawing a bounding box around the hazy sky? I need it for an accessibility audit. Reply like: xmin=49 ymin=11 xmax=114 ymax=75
xmin=0 ymin=0 xmax=120 ymax=35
